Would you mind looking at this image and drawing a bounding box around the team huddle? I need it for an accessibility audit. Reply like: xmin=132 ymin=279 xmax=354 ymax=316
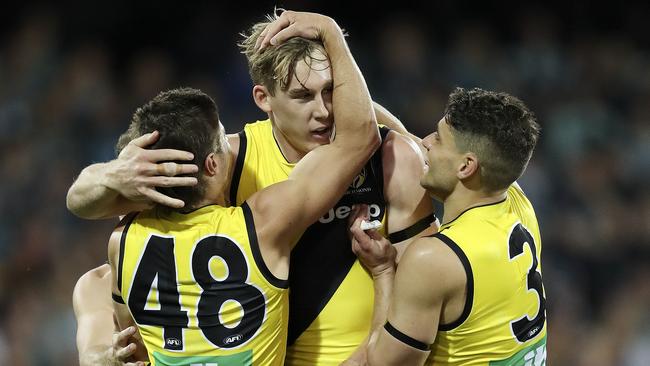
xmin=69 ymin=10 xmax=547 ymax=366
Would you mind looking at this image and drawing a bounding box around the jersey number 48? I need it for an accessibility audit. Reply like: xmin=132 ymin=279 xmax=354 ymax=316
xmin=128 ymin=234 xmax=265 ymax=350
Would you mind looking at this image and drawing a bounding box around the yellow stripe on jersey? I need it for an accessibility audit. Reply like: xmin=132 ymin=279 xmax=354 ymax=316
xmin=233 ymin=120 xmax=387 ymax=365
xmin=428 ymin=184 xmax=547 ymax=365
xmin=231 ymin=120 xmax=294 ymax=206
xmin=119 ymin=203 xmax=288 ymax=366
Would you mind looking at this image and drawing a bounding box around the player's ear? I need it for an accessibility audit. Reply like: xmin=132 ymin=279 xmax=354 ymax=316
xmin=253 ymin=85 xmax=272 ymax=113
xmin=204 ymin=153 xmax=218 ymax=176
xmin=457 ymin=153 xmax=479 ymax=180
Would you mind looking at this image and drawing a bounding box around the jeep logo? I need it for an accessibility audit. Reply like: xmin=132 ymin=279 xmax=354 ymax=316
xmin=223 ymin=334 xmax=243 ymax=345
xmin=319 ymin=203 xmax=381 ymax=224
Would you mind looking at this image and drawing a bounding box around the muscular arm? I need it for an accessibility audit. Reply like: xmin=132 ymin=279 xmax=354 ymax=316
xmin=66 ymin=132 xmax=241 ymax=220
xmin=73 ymin=265 xmax=116 ymax=366
xmin=382 ymin=131 xmax=438 ymax=260
xmin=343 ymin=210 xmax=397 ymax=365
xmin=67 ymin=161 xmax=152 ymax=220
xmin=251 ymin=12 xmax=380 ymax=247
xmin=73 ymin=264 xmax=147 ymax=366
xmin=366 ymin=238 xmax=467 ymax=366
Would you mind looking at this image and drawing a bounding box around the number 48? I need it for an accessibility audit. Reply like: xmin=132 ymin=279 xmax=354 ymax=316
xmin=128 ymin=234 xmax=266 ymax=350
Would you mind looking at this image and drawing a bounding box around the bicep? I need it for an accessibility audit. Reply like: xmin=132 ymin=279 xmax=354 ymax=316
xmin=367 ymin=243 xmax=447 ymax=365
xmin=251 ymin=143 xmax=369 ymax=246
xmin=76 ymin=307 xmax=116 ymax=353
xmin=384 ymin=133 xmax=436 ymax=241
xmin=367 ymin=264 xmax=438 ymax=366
xmin=386 ymin=259 xmax=441 ymax=346
xmin=73 ymin=269 xmax=116 ymax=354
xmin=291 ymin=144 xmax=366 ymax=218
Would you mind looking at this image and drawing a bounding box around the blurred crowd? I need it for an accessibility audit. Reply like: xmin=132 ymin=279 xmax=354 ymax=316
xmin=0 ymin=3 xmax=648 ymax=365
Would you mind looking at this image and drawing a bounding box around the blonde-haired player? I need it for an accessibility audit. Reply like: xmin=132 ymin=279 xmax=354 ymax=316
xmin=100 ymin=12 xmax=380 ymax=365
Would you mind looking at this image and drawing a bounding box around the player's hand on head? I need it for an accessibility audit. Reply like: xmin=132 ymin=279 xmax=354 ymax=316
xmin=256 ymin=10 xmax=338 ymax=50
xmin=349 ymin=204 xmax=396 ymax=277
xmin=110 ymin=326 xmax=148 ymax=366
xmin=109 ymin=131 xmax=199 ymax=209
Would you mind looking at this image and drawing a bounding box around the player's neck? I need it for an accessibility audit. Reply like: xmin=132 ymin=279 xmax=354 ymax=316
xmin=193 ymin=188 xmax=228 ymax=210
xmin=193 ymin=168 xmax=232 ymax=209
xmin=441 ymin=186 xmax=507 ymax=225
xmin=272 ymin=127 xmax=307 ymax=163
xmin=221 ymin=148 xmax=237 ymax=206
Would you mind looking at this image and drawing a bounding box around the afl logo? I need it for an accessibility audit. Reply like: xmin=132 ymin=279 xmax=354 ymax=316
xmin=166 ymin=338 xmax=182 ymax=347
xmin=223 ymin=334 xmax=243 ymax=345
xmin=350 ymin=168 xmax=367 ymax=189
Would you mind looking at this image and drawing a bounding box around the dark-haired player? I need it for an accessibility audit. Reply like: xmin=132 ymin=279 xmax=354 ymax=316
xmin=350 ymin=87 xmax=547 ymax=366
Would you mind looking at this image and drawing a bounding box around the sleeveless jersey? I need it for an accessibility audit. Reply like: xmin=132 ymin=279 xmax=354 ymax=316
xmin=230 ymin=119 xmax=389 ymax=365
xmin=118 ymin=203 xmax=289 ymax=366
xmin=428 ymin=184 xmax=547 ymax=365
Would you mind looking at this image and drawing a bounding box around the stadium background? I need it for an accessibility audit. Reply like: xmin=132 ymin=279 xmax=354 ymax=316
xmin=0 ymin=1 xmax=648 ymax=365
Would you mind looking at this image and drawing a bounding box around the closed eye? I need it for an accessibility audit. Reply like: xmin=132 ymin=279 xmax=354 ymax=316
xmin=288 ymin=88 xmax=313 ymax=100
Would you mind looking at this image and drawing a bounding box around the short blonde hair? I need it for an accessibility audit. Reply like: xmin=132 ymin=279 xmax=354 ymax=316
xmin=239 ymin=13 xmax=329 ymax=95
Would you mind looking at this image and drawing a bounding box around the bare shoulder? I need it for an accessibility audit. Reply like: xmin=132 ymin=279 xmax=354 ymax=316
xmin=245 ymin=177 xmax=306 ymax=252
xmin=227 ymin=133 xmax=240 ymax=150
xmin=72 ymin=264 xmax=112 ymax=315
xmin=398 ymin=236 xmax=466 ymax=293
xmin=227 ymin=133 xmax=241 ymax=161
xmin=381 ymin=130 xmax=431 ymax=230
xmin=381 ymin=131 xmax=425 ymax=187
xmin=382 ymin=130 xmax=425 ymax=166
xmin=74 ymin=264 xmax=111 ymax=293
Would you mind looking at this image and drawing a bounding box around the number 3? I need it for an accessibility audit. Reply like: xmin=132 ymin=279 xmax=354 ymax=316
xmin=508 ymin=223 xmax=546 ymax=343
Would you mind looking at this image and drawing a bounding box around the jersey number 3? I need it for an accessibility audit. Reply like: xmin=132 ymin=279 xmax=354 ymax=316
xmin=128 ymin=235 xmax=265 ymax=350
xmin=508 ymin=223 xmax=546 ymax=343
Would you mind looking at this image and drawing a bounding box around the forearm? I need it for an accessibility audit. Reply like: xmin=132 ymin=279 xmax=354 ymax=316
xmin=373 ymin=102 xmax=421 ymax=144
xmin=79 ymin=345 xmax=112 ymax=366
xmin=370 ymin=268 xmax=395 ymax=331
xmin=361 ymin=271 xmax=396 ymax=363
xmin=67 ymin=162 xmax=121 ymax=219
xmin=374 ymin=102 xmax=407 ymax=135
xmin=67 ymin=161 xmax=150 ymax=219
xmin=321 ymin=21 xmax=378 ymax=149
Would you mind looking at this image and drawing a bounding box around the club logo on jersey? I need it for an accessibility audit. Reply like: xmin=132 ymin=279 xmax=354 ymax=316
xmin=350 ymin=168 xmax=366 ymax=189
xmin=347 ymin=167 xmax=372 ymax=195
xmin=223 ymin=334 xmax=243 ymax=345
xmin=319 ymin=203 xmax=382 ymax=224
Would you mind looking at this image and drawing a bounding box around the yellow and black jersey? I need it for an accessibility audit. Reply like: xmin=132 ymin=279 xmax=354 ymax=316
xmin=117 ymin=204 xmax=288 ymax=366
xmin=230 ymin=120 xmax=391 ymax=365
xmin=428 ymin=184 xmax=547 ymax=365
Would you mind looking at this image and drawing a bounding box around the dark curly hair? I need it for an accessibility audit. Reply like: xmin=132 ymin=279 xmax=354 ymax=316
xmin=116 ymin=87 xmax=224 ymax=211
xmin=445 ymin=87 xmax=540 ymax=191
